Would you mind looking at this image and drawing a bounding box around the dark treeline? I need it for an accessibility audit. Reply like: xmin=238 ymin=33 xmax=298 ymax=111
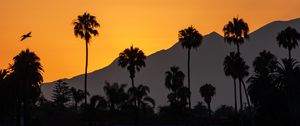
xmin=0 ymin=13 xmax=300 ymax=126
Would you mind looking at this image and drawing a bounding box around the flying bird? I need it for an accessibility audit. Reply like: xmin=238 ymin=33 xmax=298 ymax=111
xmin=20 ymin=32 xmax=32 ymax=41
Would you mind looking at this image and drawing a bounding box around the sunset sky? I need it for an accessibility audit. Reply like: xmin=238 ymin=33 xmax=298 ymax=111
xmin=0 ymin=0 xmax=299 ymax=82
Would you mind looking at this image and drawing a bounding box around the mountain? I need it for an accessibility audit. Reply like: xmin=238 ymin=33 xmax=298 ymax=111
xmin=41 ymin=18 xmax=300 ymax=110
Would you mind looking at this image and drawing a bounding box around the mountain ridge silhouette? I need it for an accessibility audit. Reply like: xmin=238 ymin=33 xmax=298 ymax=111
xmin=42 ymin=18 xmax=300 ymax=110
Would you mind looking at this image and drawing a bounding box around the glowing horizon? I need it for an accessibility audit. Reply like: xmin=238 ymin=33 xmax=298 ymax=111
xmin=0 ymin=0 xmax=299 ymax=82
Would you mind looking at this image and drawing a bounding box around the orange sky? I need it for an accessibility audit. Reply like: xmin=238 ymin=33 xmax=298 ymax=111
xmin=0 ymin=0 xmax=299 ymax=82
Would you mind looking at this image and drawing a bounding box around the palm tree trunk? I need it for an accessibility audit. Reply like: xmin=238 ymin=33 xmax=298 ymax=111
xmin=241 ymin=80 xmax=251 ymax=109
xmin=242 ymin=80 xmax=255 ymax=126
xmin=84 ymin=41 xmax=88 ymax=108
xmin=208 ymin=102 xmax=211 ymax=118
xmin=237 ymin=43 xmax=240 ymax=54
xmin=239 ymin=79 xmax=243 ymax=111
xmin=234 ymin=79 xmax=237 ymax=113
xmin=131 ymin=76 xmax=135 ymax=88
xmin=131 ymin=76 xmax=138 ymax=126
xmin=187 ymin=49 xmax=191 ymax=109
xmin=130 ymin=76 xmax=137 ymax=107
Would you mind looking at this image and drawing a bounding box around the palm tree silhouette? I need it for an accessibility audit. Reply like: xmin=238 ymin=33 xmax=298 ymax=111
xmin=128 ymin=84 xmax=155 ymax=110
xmin=89 ymin=95 xmax=107 ymax=110
xmin=178 ymin=26 xmax=203 ymax=109
xmin=224 ymin=52 xmax=251 ymax=111
xmin=223 ymin=52 xmax=239 ymax=113
xmin=276 ymin=26 xmax=300 ymax=59
xmin=165 ymin=66 xmax=190 ymax=108
xmin=103 ymin=81 xmax=128 ymax=111
xmin=252 ymin=50 xmax=278 ymax=76
xmin=73 ymin=12 xmax=100 ymax=107
xmin=10 ymin=49 xmax=43 ymax=126
xmin=70 ymin=87 xmax=85 ymax=112
xmin=223 ymin=17 xmax=249 ymax=54
xmin=118 ymin=46 xmax=146 ymax=106
xmin=276 ymin=58 xmax=300 ymax=93
xmin=165 ymin=66 xmax=185 ymax=93
xmin=199 ymin=83 xmax=216 ymax=118
xmin=247 ymin=50 xmax=278 ymax=107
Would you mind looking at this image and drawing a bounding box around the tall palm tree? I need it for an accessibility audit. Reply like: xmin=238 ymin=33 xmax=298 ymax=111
xmin=199 ymin=83 xmax=216 ymax=118
xmin=223 ymin=52 xmax=239 ymax=113
xmin=70 ymin=87 xmax=85 ymax=112
xmin=128 ymin=84 xmax=155 ymax=110
xmin=179 ymin=26 xmax=203 ymax=109
xmin=73 ymin=12 xmax=100 ymax=107
xmin=103 ymin=81 xmax=128 ymax=111
xmin=276 ymin=27 xmax=300 ymax=59
xmin=10 ymin=49 xmax=43 ymax=126
xmin=223 ymin=17 xmax=249 ymax=54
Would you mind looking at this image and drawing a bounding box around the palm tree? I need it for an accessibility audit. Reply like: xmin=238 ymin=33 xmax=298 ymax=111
xmin=224 ymin=52 xmax=250 ymax=111
xmin=179 ymin=26 xmax=203 ymax=109
xmin=276 ymin=58 xmax=300 ymax=93
xmin=223 ymin=17 xmax=249 ymax=54
xmin=247 ymin=50 xmax=278 ymax=107
xmin=118 ymin=46 xmax=146 ymax=109
xmin=70 ymin=87 xmax=85 ymax=112
xmin=165 ymin=66 xmax=185 ymax=93
xmin=10 ymin=49 xmax=43 ymax=126
xmin=276 ymin=26 xmax=300 ymax=59
xmin=128 ymin=84 xmax=155 ymax=110
xmin=252 ymin=50 xmax=278 ymax=76
xmin=223 ymin=52 xmax=239 ymax=113
xmin=103 ymin=81 xmax=128 ymax=111
xmin=199 ymin=83 xmax=216 ymax=118
xmin=165 ymin=66 xmax=190 ymax=108
xmin=118 ymin=46 xmax=146 ymax=88
xmin=73 ymin=12 xmax=100 ymax=107
xmin=89 ymin=95 xmax=107 ymax=110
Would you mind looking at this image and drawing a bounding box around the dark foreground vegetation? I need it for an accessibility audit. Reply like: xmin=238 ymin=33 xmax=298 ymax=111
xmin=1 ymin=12 xmax=300 ymax=126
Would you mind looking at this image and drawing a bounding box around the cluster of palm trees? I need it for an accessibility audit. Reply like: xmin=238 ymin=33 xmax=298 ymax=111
xmin=71 ymin=12 xmax=300 ymax=125
xmin=49 ymin=79 xmax=155 ymax=113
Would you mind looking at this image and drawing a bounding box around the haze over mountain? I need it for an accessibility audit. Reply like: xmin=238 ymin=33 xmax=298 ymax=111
xmin=42 ymin=18 xmax=300 ymax=110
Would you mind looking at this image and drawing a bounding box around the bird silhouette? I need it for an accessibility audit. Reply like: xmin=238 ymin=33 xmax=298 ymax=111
xmin=20 ymin=32 xmax=32 ymax=41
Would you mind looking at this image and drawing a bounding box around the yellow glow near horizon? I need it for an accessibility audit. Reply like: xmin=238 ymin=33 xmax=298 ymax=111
xmin=0 ymin=0 xmax=299 ymax=82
